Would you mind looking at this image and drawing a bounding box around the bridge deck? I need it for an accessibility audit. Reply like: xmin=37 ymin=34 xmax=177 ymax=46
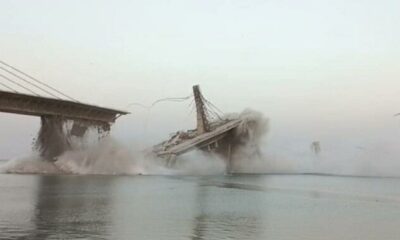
xmin=156 ymin=119 xmax=241 ymax=157
xmin=0 ymin=90 xmax=129 ymax=124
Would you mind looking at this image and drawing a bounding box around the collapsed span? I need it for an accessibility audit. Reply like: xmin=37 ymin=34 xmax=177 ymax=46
xmin=153 ymin=85 xmax=268 ymax=173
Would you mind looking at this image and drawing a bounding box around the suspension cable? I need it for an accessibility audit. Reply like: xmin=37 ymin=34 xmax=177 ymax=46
xmin=126 ymin=95 xmax=193 ymax=110
xmin=0 ymin=65 xmax=62 ymax=99
xmin=0 ymin=73 xmax=40 ymax=96
xmin=0 ymin=80 xmax=17 ymax=93
xmin=200 ymin=93 xmax=224 ymax=120
xmin=0 ymin=60 xmax=78 ymax=101
xmin=150 ymin=95 xmax=193 ymax=107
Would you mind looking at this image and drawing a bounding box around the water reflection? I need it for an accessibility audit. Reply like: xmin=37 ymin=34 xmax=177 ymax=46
xmin=20 ymin=175 xmax=114 ymax=239
xmin=3 ymin=174 xmax=400 ymax=239
xmin=0 ymin=174 xmax=266 ymax=240
xmin=0 ymin=175 xmax=39 ymax=240
xmin=191 ymin=177 xmax=264 ymax=240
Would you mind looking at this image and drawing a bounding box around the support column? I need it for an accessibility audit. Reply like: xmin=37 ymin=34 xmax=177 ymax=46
xmin=35 ymin=116 xmax=70 ymax=161
xmin=193 ymin=85 xmax=209 ymax=134
xmin=70 ymin=122 xmax=88 ymax=137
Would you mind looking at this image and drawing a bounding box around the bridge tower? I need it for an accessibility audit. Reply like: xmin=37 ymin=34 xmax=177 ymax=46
xmin=193 ymin=85 xmax=210 ymax=135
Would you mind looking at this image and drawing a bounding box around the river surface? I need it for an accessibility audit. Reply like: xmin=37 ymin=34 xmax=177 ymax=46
xmin=1 ymin=173 xmax=400 ymax=240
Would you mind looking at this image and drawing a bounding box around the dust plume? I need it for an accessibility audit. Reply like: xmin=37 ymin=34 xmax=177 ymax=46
xmin=229 ymin=109 xmax=269 ymax=170
xmin=3 ymin=108 xmax=400 ymax=177
xmin=0 ymin=109 xmax=270 ymax=175
xmin=0 ymin=137 xmax=228 ymax=175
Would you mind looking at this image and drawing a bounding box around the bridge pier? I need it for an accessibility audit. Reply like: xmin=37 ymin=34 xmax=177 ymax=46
xmin=70 ymin=122 xmax=88 ymax=137
xmin=35 ymin=116 xmax=71 ymax=161
xmin=34 ymin=116 xmax=112 ymax=161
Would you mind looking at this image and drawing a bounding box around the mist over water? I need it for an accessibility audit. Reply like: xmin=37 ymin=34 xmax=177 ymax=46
xmin=0 ymin=137 xmax=229 ymax=175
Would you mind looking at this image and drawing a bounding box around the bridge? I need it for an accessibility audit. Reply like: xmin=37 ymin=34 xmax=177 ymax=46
xmin=0 ymin=60 xmax=129 ymax=160
xmin=0 ymin=90 xmax=128 ymax=126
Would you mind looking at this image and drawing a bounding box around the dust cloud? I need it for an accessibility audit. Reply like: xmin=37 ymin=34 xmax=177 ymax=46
xmin=2 ymin=109 xmax=400 ymax=177
xmin=0 ymin=109 xmax=267 ymax=175
xmin=0 ymin=137 xmax=226 ymax=175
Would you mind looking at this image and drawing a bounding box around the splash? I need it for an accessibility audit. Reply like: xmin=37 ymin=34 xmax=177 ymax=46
xmin=0 ymin=155 xmax=62 ymax=174
xmin=1 ymin=138 xmax=230 ymax=175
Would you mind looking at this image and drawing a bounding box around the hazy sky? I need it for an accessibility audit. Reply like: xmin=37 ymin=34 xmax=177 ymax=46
xmin=1 ymin=0 xmax=400 ymax=161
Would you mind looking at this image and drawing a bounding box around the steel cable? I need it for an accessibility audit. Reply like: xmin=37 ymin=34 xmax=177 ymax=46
xmin=0 ymin=60 xmax=78 ymax=101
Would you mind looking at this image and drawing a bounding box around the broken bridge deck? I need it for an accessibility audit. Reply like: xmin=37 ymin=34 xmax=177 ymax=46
xmin=156 ymin=119 xmax=242 ymax=157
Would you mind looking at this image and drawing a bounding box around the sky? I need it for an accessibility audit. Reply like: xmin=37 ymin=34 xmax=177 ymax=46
xmin=1 ymin=0 xmax=400 ymax=166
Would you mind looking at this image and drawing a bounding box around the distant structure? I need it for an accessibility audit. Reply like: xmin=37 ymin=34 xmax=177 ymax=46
xmin=311 ymin=141 xmax=321 ymax=155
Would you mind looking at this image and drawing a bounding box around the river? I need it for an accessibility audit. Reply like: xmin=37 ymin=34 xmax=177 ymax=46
xmin=1 ymin=173 xmax=400 ymax=239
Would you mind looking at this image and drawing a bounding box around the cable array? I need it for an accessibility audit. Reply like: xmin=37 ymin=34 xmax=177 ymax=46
xmin=0 ymin=80 xmax=17 ymax=93
xmin=0 ymin=73 xmax=39 ymax=96
xmin=199 ymin=92 xmax=224 ymax=121
xmin=0 ymin=60 xmax=78 ymax=101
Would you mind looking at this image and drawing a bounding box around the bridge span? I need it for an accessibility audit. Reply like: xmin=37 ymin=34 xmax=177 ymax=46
xmin=0 ymin=90 xmax=128 ymax=125
xmin=0 ymin=90 xmax=129 ymax=160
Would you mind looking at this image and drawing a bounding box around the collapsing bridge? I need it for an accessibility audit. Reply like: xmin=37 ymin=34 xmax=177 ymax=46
xmin=153 ymin=85 xmax=246 ymax=172
xmin=0 ymin=61 xmax=128 ymax=160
